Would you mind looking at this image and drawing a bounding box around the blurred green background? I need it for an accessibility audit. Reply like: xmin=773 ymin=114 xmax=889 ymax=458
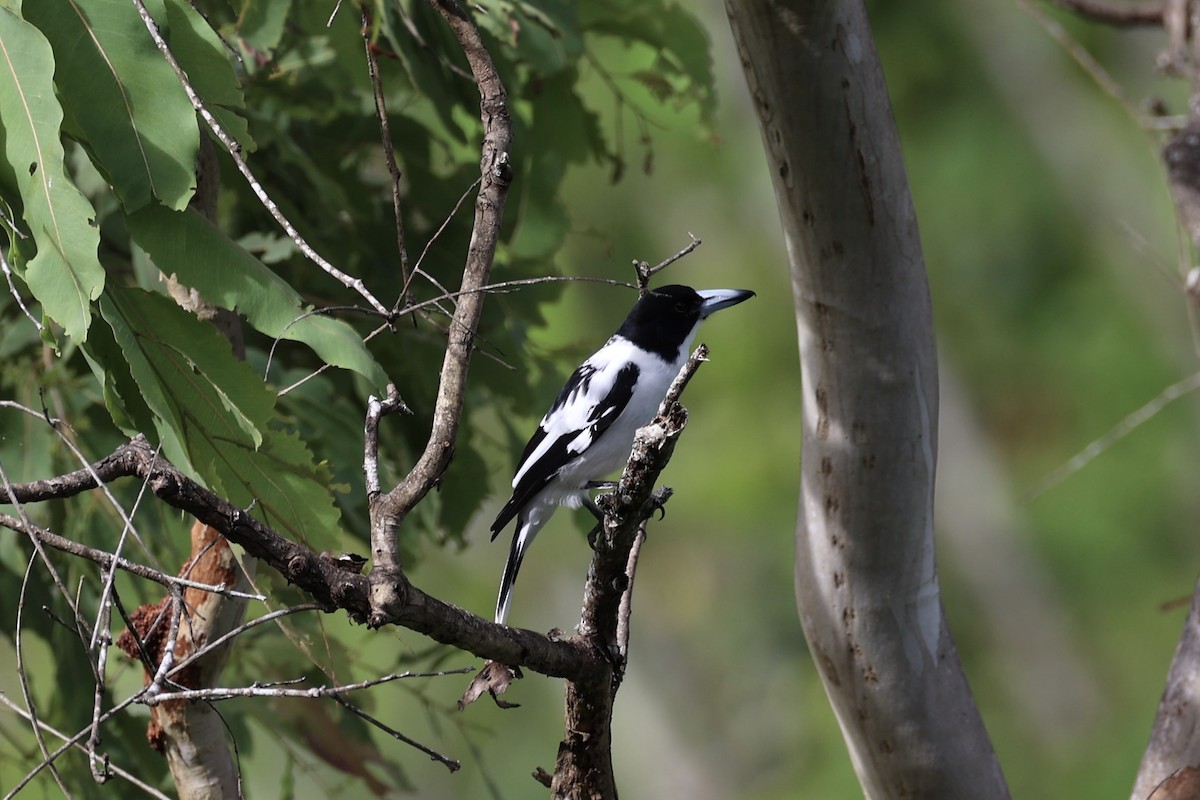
xmin=4 ymin=1 xmax=1200 ymax=797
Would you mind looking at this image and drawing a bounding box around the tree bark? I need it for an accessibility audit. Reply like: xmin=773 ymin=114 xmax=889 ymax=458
xmin=724 ymin=1 xmax=1009 ymax=796
xmin=1131 ymin=96 xmax=1200 ymax=800
xmin=153 ymin=524 xmax=250 ymax=800
xmin=1132 ymin=573 xmax=1200 ymax=799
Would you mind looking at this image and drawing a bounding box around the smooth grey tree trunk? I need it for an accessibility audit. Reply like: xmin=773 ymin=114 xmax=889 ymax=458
xmin=724 ymin=1 xmax=1009 ymax=796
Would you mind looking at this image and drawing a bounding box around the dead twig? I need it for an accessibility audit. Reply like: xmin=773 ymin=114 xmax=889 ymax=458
xmin=632 ymin=233 xmax=702 ymax=293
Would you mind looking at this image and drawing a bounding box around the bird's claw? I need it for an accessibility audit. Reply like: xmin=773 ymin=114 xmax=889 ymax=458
xmin=644 ymin=487 xmax=672 ymax=521
xmin=587 ymin=522 xmax=603 ymax=551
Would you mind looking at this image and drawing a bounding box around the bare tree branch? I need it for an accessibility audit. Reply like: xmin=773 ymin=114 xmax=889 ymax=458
xmin=143 ymin=667 xmax=473 ymax=704
xmin=360 ymin=4 xmax=414 ymax=309
xmin=368 ymin=0 xmax=513 ymax=616
xmin=1 ymin=436 xmax=593 ymax=678
xmin=0 ymin=514 xmax=265 ymax=600
xmin=632 ymin=232 xmax=702 ymax=293
xmin=549 ymin=345 xmax=708 ymax=799
xmin=1049 ymin=0 xmax=1165 ymax=26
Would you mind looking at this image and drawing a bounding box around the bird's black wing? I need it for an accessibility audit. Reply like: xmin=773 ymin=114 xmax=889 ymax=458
xmin=490 ymin=361 xmax=639 ymax=538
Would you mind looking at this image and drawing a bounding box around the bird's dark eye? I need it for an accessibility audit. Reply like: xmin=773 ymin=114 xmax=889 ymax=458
xmin=674 ymin=301 xmax=687 ymax=312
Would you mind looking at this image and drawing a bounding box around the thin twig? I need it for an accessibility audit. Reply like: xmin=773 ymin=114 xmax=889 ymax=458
xmin=362 ymin=5 xmax=413 ymax=308
xmin=143 ymin=667 xmax=474 ymax=704
xmin=110 ymin=589 xmax=156 ymax=672
xmin=0 ymin=514 xmax=266 ymax=600
xmin=394 ymin=3 xmax=474 ymax=81
xmin=0 ymin=399 xmax=56 ymax=419
xmin=332 ymin=693 xmax=461 ymax=771
xmin=166 ymin=603 xmax=323 ymax=680
xmin=128 ymin=0 xmax=389 ymax=316
xmin=275 ymin=318 xmax=390 ymax=396
xmin=1018 ymin=0 xmax=1147 ymax=128
xmin=327 ymin=0 xmax=346 ymax=27
xmin=0 ymin=694 xmax=172 ymax=800
xmin=1049 ymin=0 xmax=1164 ymax=26
xmin=273 ymin=272 xmax=638 ymax=396
xmin=0 ymin=245 xmax=42 ymax=331
xmin=87 ymin=594 xmax=113 ymax=784
xmin=16 ymin=554 xmax=74 ymax=796
xmin=633 ymin=233 xmax=702 ymax=293
xmin=1024 ymin=370 xmax=1200 ymax=500
xmin=247 ymin=264 xmax=641 ymax=397
xmin=614 ymin=521 xmax=648 ymax=664
xmin=145 ymin=591 xmax=184 ymax=697
xmin=398 ymin=175 xmax=482 ymax=310
xmin=365 ymin=385 xmax=413 ymax=499
xmin=660 ymin=343 xmax=710 ymax=413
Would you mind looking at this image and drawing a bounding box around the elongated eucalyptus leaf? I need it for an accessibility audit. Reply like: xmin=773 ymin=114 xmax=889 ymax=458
xmin=25 ymin=0 xmax=198 ymax=213
xmin=98 ymin=285 xmax=342 ymax=549
xmin=163 ymin=0 xmax=254 ymax=151
xmin=128 ymin=204 xmax=389 ymax=391
xmin=0 ymin=9 xmax=103 ymax=341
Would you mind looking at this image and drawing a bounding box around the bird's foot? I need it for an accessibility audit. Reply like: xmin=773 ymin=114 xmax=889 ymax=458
xmin=587 ymin=521 xmax=604 ymax=551
xmin=582 ymin=495 xmax=606 ymax=523
xmin=642 ymin=486 xmax=673 ymax=522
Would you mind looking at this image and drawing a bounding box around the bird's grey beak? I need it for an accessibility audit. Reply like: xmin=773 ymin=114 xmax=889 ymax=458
xmin=698 ymin=288 xmax=755 ymax=318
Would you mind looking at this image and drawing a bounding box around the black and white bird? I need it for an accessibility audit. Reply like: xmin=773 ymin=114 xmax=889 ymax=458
xmin=490 ymin=284 xmax=755 ymax=625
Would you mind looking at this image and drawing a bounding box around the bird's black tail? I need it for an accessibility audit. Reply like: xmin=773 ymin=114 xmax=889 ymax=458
xmin=495 ymin=515 xmax=541 ymax=625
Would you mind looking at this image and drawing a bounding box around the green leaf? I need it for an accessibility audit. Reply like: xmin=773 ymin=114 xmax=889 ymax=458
xmin=100 ymin=284 xmax=271 ymax=456
xmin=476 ymin=0 xmax=583 ymax=75
xmin=226 ymin=427 xmax=342 ymax=551
xmin=127 ymin=204 xmax=389 ymax=391
xmin=581 ymin=1 xmax=716 ymax=120
xmin=237 ymin=0 xmax=292 ymax=55
xmin=98 ymin=285 xmax=342 ymax=549
xmin=80 ymin=315 xmax=155 ymax=437
xmin=164 ymin=0 xmax=255 ymax=152
xmin=24 ymin=0 xmax=199 ymax=212
xmin=0 ymin=9 xmax=103 ymax=341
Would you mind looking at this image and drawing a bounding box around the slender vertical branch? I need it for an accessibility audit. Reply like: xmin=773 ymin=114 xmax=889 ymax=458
xmin=549 ymin=346 xmax=706 ymax=799
xmin=360 ymin=4 xmax=414 ymax=309
xmin=368 ymin=0 xmax=512 ymax=614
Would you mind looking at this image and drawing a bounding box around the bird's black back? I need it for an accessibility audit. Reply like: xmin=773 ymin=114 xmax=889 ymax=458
xmin=615 ymin=285 xmax=705 ymax=362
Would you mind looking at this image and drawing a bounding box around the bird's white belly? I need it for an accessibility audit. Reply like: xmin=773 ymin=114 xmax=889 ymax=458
xmin=542 ymin=354 xmax=682 ymax=507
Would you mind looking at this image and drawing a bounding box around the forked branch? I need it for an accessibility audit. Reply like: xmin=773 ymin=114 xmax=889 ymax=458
xmin=368 ymin=0 xmax=513 ymax=603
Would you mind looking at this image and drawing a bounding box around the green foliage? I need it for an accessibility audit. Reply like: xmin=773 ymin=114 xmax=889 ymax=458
xmin=26 ymin=0 xmax=200 ymax=213
xmin=0 ymin=8 xmax=104 ymax=342
xmin=127 ymin=205 xmax=387 ymax=389
xmin=0 ymin=0 xmax=716 ymax=794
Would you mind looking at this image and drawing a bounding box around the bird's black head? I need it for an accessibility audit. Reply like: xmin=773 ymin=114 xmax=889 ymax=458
xmin=616 ymin=284 xmax=754 ymax=361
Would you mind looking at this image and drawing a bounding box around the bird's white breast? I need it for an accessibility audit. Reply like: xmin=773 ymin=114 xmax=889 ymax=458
xmin=529 ymin=332 xmax=696 ymax=507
